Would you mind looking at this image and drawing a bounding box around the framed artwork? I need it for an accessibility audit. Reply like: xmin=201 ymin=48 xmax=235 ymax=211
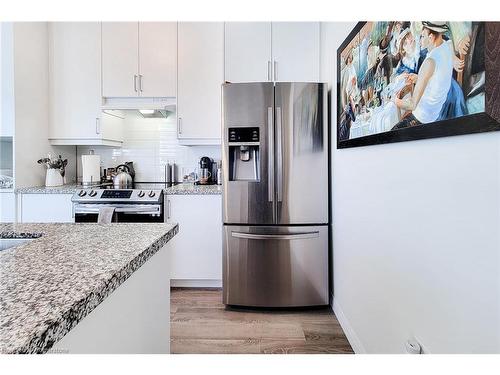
xmin=337 ymin=21 xmax=500 ymax=148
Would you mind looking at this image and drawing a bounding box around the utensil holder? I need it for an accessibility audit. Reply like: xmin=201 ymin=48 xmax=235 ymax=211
xmin=45 ymin=168 xmax=64 ymax=187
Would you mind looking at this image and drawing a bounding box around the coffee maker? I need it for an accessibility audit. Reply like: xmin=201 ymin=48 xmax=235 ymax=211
xmin=197 ymin=156 xmax=214 ymax=185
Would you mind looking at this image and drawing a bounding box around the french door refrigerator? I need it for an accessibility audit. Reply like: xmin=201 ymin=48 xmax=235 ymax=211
xmin=222 ymin=82 xmax=329 ymax=307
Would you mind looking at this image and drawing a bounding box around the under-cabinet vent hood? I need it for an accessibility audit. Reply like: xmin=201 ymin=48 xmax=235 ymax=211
xmin=101 ymin=97 xmax=176 ymax=112
xmin=138 ymin=109 xmax=170 ymax=118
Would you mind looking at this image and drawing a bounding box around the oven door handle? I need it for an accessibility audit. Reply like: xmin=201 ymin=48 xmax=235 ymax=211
xmin=74 ymin=204 xmax=162 ymax=215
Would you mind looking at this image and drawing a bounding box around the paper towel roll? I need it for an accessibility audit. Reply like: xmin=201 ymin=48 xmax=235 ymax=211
xmin=82 ymin=154 xmax=101 ymax=186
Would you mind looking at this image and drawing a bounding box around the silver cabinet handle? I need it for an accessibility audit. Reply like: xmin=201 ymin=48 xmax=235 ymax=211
xmin=267 ymin=107 xmax=274 ymax=203
xmin=139 ymin=74 xmax=143 ymax=92
xmin=95 ymin=118 xmax=100 ymax=134
xmin=231 ymin=231 xmax=319 ymax=241
xmin=274 ymin=60 xmax=277 ymax=81
xmin=178 ymin=117 xmax=182 ymax=135
xmin=134 ymin=75 xmax=138 ymax=92
xmin=276 ymin=106 xmax=283 ymax=202
xmin=167 ymin=199 xmax=171 ymax=219
xmin=267 ymin=61 xmax=271 ymax=81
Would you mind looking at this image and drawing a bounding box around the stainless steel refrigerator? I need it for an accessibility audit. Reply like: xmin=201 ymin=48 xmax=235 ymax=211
xmin=222 ymin=82 xmax=329 ymax=307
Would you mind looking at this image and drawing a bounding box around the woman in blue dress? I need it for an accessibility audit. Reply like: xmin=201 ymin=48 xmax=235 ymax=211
xmin=394 ymin=26 xmax=467 ymax=121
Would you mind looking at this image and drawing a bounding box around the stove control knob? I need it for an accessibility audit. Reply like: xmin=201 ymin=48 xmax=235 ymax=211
xmin=138 ymin=190 xmax=145 ymax=198
xmin=78 ymin=190 xmax=87 ymax=197
xmin=148 ymin=190 xmax=156 ymax=198
xmin=89 ymin=190 xmax=97 ymax=197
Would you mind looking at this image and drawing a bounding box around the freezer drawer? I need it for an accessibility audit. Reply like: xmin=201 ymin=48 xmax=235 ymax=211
xmin=223 ymin=225 xmax=329 ymax=307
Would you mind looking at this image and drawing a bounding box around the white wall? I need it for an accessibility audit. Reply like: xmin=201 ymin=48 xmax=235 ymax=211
xmin=321 ymin=22 xmax=500 ymax=353
xmin=12 ymin=22 xmax=76 ymax=189
xmin=1 ymin=23 xmax=15 ymax=138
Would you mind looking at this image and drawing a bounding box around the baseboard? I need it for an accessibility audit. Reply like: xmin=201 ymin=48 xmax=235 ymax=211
xmin=331 ymin=294 xmax=366 ymax=354
xmin=170 ymin=279 xmax=222 ymax=288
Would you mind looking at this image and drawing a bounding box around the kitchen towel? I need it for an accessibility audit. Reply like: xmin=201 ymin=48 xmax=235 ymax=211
xmin=97 ymin=207 xmax=116 ymax=224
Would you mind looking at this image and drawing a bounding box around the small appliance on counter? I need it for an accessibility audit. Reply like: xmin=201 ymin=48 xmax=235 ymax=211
xmin=163 ymin=162 xmax=176 ymax=185
xmin=81 ymin=150 xmax=101 ymax=187
xmin=196 ymin=156 xmax=215 ymax=185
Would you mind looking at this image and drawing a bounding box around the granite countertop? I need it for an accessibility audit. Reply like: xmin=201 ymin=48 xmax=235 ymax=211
xmin=0 ymin=222 xmax=178 ymax=354
xmin=15 ymin=184 xmax=87 ymax=194
xmin=164 ymin=183 xmax=222 ymax=195
xmin=16 ymin=183 xmax=222 ymax=195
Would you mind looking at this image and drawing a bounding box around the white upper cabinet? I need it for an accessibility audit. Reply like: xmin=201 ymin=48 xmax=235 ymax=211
xmin=49 ymin=22 xmax=123 ymax=146
xmin=224 ymin=22 xmax=272 ymax=83
xmin=271 ymin=22 xmax=320 ymax=82
xmin=177 ymin=22 xmax=224 ymax=143
xmin=138 ymin=22 xmax=177 ymax=97
xmin=102 ymin=22 xmax=177 ymax=98
xmin=102 ymin=22 xmax=139 ymax=98
xmin=224 ymin=22 xmax=320 ymax=83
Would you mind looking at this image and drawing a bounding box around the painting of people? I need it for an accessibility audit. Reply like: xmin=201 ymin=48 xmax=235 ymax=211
xmin=338 ymin=22 xmax=486 ymax=146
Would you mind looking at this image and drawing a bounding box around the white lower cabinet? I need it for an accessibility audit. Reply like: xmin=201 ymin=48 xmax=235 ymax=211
xmin=0 ymin=192 xmax=15 ymax=222
xmin=18 ymin=194 xmax=74 ymax=223
xmin=166 ymin=194 xmax=222 ymax=286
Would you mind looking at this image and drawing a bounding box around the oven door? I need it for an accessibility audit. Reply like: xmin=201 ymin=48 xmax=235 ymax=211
xmin=74 ymin=204 xmax=164 ymax=223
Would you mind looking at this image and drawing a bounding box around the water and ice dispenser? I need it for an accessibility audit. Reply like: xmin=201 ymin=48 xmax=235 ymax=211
xmin=228 ymin=127 xmax=260 ymax=182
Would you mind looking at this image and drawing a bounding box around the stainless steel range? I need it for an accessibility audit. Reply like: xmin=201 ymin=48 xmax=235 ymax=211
xmin=72 ymin=183 xmax=167 ymax=223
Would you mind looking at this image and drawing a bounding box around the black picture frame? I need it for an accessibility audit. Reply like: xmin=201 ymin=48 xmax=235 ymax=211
xmin=336 ymin=22 xmax=500 ymax=149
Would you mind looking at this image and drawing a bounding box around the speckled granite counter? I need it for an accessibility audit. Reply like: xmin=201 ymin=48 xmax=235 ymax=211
xmin=164 ymin=183 xmax=222 ymax=195
xmin=16 ymin=183 xmax=222 ymax=195
xmin=16 ymin=184 xmax=85 ymax=194
xmin=0 ymin=222 xmax=178 ymax=354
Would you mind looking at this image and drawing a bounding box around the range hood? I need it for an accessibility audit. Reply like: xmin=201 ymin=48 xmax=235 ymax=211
xmin=101 ymin=97 xmax=176 ymax=116
xmin=138 ymin=109 xmax=169 ymax=118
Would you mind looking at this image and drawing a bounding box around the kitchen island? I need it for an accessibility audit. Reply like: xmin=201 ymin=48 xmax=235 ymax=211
xmin=0 ymin=222 xmax=178 ymax=354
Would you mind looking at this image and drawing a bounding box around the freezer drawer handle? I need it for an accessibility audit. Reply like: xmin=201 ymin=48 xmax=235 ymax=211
xmin=231 ymin=231 xmax=319 ymax=240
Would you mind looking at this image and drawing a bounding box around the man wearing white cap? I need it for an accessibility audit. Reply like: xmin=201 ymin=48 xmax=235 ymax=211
xmin=392 ymin=22 xmax=453 ymax=129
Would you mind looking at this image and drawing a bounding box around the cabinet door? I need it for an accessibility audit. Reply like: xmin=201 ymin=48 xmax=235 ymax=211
xmin=177 ymin=22 xmax=224 ymax=141
xmin=271 ymin=22 xmax=320 ymax=82
xmin=166 ymin=195 xmax=222 ymax=280
xmin=0 ymin=192 xmax=15 ymax=222
xmin=49 ymin=22 xmax=102 ymax=140
xmin=224 ymin=22 xmax=272 ymax=82
xmin=102 ymin=22 xmax=139 ymax=97
xmin=20 ymin=194 xmax=74 ymax=223
xmin=138 ymin=22 xmax=177 ymax=97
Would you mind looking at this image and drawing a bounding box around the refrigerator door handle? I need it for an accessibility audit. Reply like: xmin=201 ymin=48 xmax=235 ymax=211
xmin=231 ymin=231 xmax=319 ymax=241
xmin=267 ymin=106 xmax=274 ymax=203
xmin=276 ymin=106 xmax=283 ymax=202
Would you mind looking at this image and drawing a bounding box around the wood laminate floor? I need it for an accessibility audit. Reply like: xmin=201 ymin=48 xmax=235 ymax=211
xmin=170 ymin=288 xmax=354 ymax=354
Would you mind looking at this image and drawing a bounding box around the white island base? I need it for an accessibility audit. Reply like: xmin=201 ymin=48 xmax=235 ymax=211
xmin=52 ymin=242 xmax=171 ymax=354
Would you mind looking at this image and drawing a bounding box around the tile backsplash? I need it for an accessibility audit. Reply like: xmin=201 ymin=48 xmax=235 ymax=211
xmin=77 ymin=111 xmax=221 ymax=183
